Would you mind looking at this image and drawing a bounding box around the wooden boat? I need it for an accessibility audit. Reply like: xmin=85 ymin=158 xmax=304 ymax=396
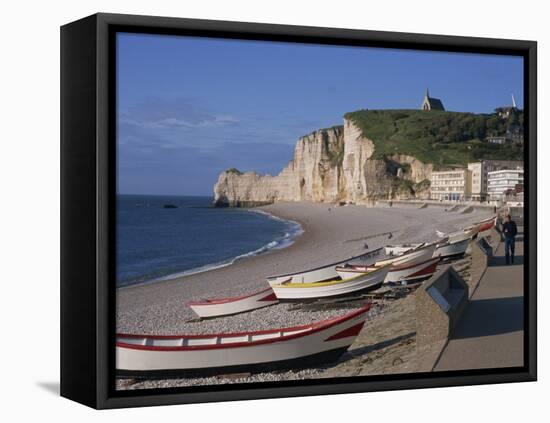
xmin=384 ymin=256 xmax=440 ymax=283
xmin=116 ymin=304 xmax=372 ymax=377
xmin=476 ymin=215 xmax=497 ymax=233
xmin=336 ymin=256 xmax=440 ymax=284
xmin=266 ymin=247 xmax=384 ymax=286
xmin=436 ymin=226 xmax=478 ymax=243
xmin=271 ymin=265 xmax=390 ymax=300
xmin=385 ymin=238 xmax=470 ymax=260
xmin=188 ymin=287 xmax=278 ymax=318
xmin=375 ymin=243 xmax=437 ymax=267
xmin=434 ymin=237 xmax=470 ymax=259
xmin=384 ymin=243 xmax=425 ymax=256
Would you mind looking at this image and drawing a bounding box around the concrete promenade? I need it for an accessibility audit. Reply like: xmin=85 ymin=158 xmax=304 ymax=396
xmin=434 ymin=229 xmax=524 ymax=371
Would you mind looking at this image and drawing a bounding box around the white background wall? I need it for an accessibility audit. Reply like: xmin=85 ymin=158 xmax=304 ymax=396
xmin=1 ymin=0 xmax=546 ymax=420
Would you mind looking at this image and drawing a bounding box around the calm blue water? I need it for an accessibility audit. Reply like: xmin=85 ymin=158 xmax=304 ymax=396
xmin=116 ymin=195 xmax=302 ymax=287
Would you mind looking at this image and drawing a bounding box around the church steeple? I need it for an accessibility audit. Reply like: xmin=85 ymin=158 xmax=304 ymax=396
xmin=421 ymin=88 xmax=445 ymax=111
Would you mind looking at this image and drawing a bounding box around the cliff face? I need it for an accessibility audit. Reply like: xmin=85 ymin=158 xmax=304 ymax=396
xmin=213 ymin=118 xmax=433 ymax=207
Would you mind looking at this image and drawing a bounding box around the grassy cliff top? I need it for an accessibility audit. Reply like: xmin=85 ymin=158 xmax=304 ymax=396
xmin=344 ymin=109 xmax=523 ymax=167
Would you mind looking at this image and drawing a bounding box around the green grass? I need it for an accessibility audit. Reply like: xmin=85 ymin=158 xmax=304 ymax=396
xmin=344 ymin=109 xmax=523 ymax=167
xmin=226 ymin=167 xmax=243 ymax=175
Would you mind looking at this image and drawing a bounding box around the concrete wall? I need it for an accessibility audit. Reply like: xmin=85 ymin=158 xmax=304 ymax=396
xmin=416 ymin=265 xmax=469 ymax=347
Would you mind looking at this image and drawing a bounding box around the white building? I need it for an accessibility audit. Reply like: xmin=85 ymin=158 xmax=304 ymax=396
xmin=429 ymin=169 xmax=471 ymax=201
xmin=487 ymin=169 xmax=524 ymax=199
xmin=468 ymin=160 xmax=523 ymax=202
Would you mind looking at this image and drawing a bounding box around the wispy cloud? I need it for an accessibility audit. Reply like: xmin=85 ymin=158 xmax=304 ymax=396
xmin=120 ymin=97 xmax=239 ymax=130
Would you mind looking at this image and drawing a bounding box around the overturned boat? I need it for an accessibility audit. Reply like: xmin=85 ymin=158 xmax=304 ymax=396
xmin=271 ymin=265 xmax=390 ymax=300
xmin=188 ymin=287 xmax=278 ymax=318
xmin=116 ymin=304 xmax=372 ymax=377
xmin=336 ymin=256 xmax=440 ymax=284
xmin=266 ymin=247 xmax=383 ymax=286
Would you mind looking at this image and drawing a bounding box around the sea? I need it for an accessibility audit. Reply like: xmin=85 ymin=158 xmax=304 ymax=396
xmin=116 ymin=194 xmax=303 ymax=288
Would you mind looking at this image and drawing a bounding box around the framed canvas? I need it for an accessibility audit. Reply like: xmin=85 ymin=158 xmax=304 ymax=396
xmin=60 ymin=13 xmax=537 ymax=409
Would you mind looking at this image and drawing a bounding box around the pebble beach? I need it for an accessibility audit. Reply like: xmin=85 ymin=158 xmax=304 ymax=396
xmin=116 ymin=202 xmax=493 ymax=389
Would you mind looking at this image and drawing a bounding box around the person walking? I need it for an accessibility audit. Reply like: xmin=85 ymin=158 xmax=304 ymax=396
xmin=502 ymin=214 xmax=518 ymax=265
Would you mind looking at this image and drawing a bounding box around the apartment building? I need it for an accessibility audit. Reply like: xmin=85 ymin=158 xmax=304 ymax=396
xmin=487 ymin=168 xmax=524 ymax=199
xmin=468 ymin=160 xmax=523 ymax=201
xmin=429 ymin=169 xmax=472 ymax=201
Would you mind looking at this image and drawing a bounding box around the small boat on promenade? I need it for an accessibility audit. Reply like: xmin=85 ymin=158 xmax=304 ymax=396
xmin=271 ymin=265 xmax=390 ymax=300
xmin=336 ymin=256 xmax=440 ymax=284
xmin=266 ymin=247 xmax=384 ymax=286
xmin=188 ymin=287 xmax=278 ymax=318
xmin=116 ymin=304 xmax=372 ymax=377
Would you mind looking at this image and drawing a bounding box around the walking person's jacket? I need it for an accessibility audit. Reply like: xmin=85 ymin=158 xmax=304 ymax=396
xmin=502 ymin=220 xmax=518 ymax=239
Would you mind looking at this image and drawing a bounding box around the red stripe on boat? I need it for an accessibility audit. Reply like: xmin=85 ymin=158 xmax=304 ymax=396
xmin=258 ymin=293 xmax=278 ymax=302
xmin=406 ymin=261 xmax=439 ymax=278
xmin=117 ymin=304 xmax=372 ymax=351
xmin=324 ymin=322 xmax=365 ymax=341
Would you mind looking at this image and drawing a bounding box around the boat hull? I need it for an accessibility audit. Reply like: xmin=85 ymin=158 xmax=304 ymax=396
xmin=271 ymin=266 xmax=390 ymax=300
xmin=384 ymin=256 xmax=440 ymax=283
xmin=477 ymin=217 xmax=496 ymax=233
xmin=117 ymin=346 xmax=350 ymax=378
xmin=437 ymin=227 xmax=477 ymax=243
xmin=116 ymin=306 xmax=371 ymax=377
xmin=384 ymin=243 xmax=423 ymax=256
xmin=375 ymin=244 xmax=437 ymax=268
xmin=434 ymin=238 xmax=470 ymax=259
xmin=266 ymin=248 xmax=383 ymax=286
xmin=189 ymin=287 xmax=278 ymax=318
xmin=337 ymin=256 xmax=440 ymax=284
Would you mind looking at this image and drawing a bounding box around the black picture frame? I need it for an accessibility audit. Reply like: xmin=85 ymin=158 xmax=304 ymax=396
xmin=60 ymin=12 xmax=537 ymax=409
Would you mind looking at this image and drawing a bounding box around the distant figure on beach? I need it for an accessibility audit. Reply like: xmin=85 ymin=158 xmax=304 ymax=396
xmin=502 ymin=214 xmax=518 ymax=265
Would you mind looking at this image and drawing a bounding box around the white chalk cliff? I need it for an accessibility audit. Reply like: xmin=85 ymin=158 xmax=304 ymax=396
xmin=213 ymin=118 xmax=433 ymax=207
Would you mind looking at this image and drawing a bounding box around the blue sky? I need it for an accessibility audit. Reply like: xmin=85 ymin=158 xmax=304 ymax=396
xmin=117 ymin=33 xmax=524 ymax=196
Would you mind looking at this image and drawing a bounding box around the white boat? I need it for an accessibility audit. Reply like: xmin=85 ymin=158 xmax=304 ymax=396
xmin=375 ymin=243 xmax=437 ymax=267
xmin=188 ymin=287 xmax=278 ymax=318
xmin=434 ymin=237 xmax=470 ymax=259
xmin=266 ymin=247 xmax=384 ymax=286
xmin=476 ymin=215 xmax=497 ymax=233
xmin=384 ymin=243 xmax=425 ymax=256
xmin=436 ymin=226 xmax=478 ymax=243
xmin=271 ymin=265 xmax=390 ymax=300
xmin=336 ymin=256 xmax=440 ymax=284
xmin=385 ymin=238 xmax=470 ymax=260
xmin=116 ymin=304 xmax=372 ymax=377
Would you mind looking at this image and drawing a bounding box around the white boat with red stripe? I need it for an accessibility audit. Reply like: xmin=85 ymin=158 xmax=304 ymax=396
xmin=336 ymin=256 xmax=440 ymax=284
xmin=188 ymin=287 xmax=278 ymax=318
xmin=266 ymin=247 xmax=383 ymax=286
xmin=475 ymin=215 xmax=497 ymax=233
xmin=116 ymin=304 xmax=372 ymax=377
